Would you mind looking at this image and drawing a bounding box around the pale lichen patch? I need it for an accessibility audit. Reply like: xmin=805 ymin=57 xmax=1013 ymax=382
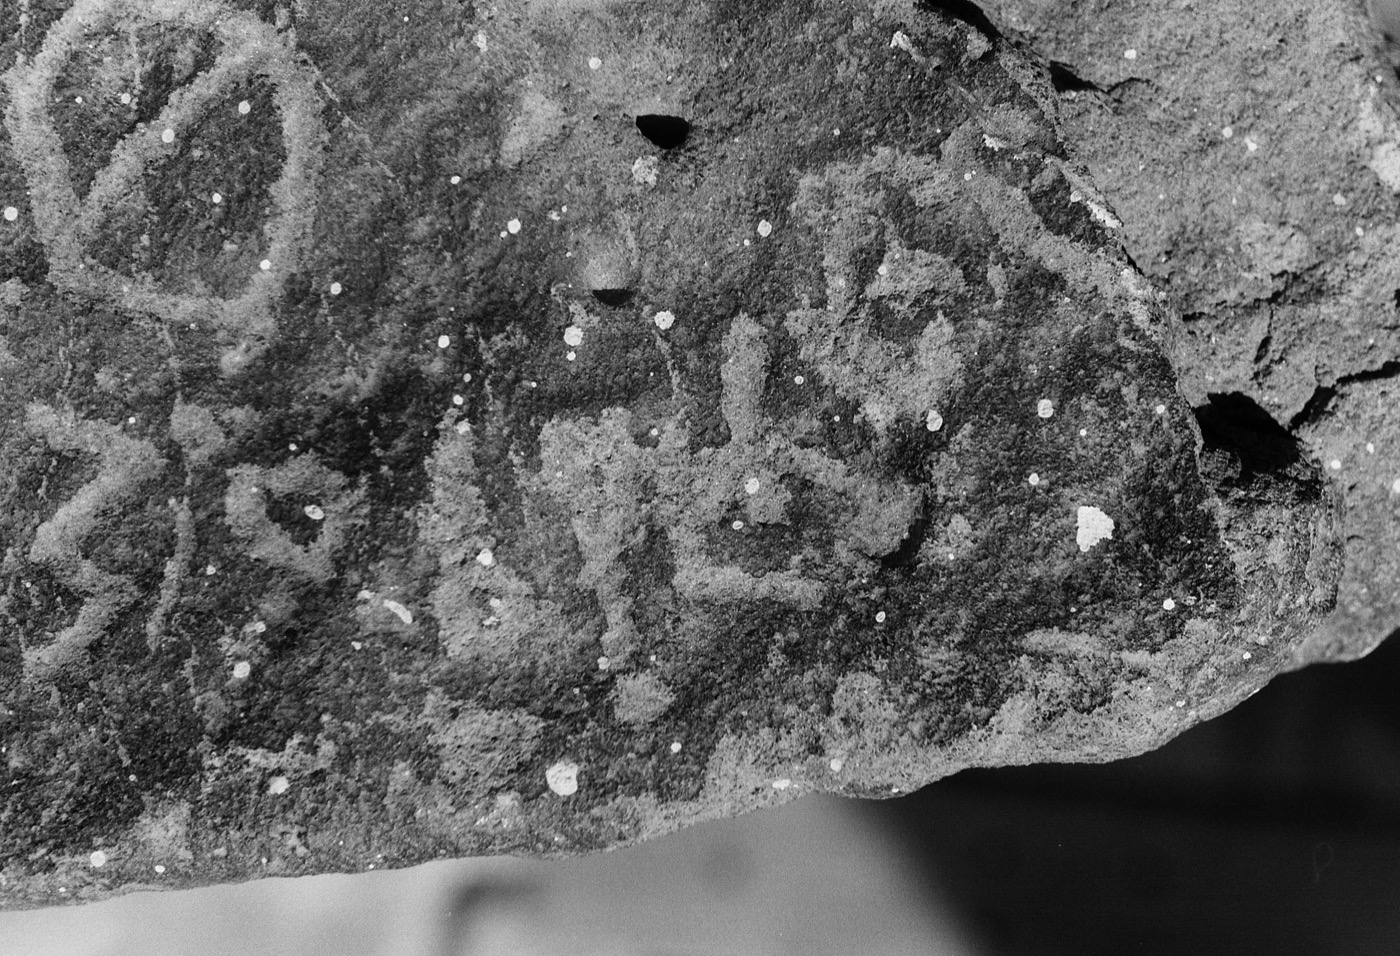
xmin=610 ymin=672 xmax=677 ymax=726
xmin=1075 ymin=506 xmax=1115 ymax=552
xmin=546 ymin=760 xmax=580 ymax=796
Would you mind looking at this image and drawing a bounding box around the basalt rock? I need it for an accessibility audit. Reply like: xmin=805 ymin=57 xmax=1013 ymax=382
xmin=0 ymin=0 xmax=1362 ymax=908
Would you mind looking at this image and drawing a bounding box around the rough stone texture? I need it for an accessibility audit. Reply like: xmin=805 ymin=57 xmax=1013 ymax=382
xmin=0 ymin=0 xmax=1381 ymax=908
xmin=975 ymin=0 xmax=1400 ymax=663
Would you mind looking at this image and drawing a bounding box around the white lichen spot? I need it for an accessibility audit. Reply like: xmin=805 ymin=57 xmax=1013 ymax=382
xmin=1154 ymin=404 xmax=1167 ymax=415
xmin=546 ymin=760 xmax=579 ymax=796
xmin=597 ymin=655 xmax=610 ymax=670
xmin=238 ymin=100 xmax=251 ymax=115
xmin=269 ymin=776 xmax=290 ymax=795
xmin=154 ymin=864 xmax=166 ymax=874
xmin=259 ymin=259 xmax=271 ymax=271
xmin=383 ymin=600 xmax=413 ymax=624
xmin=829 ymin=757 xmax=844 ymax=772
xmin=1222 ymin=126 xmax=1234 ymax=139
xmin=1163 ymin=597 xmax=1176 ymax=611
xmin=926 ymin=409 xmax=944 ymax=432
xmin=794 ymin=374 xmax=805 ymax=385
xmin=1037 ymin=398 xmax=1055 ymax=419
xmin=1366 ymin=442 xmax=1375 ymax=454
xmin=744 ymin=476 xmax=761 ymax=495
xmin=757 ymin=219 xmax=773 ymax=237
xmin=89 ymin=850 xmax=108 ymax=868
xmin=566 ymin=351 xmax=576 ymax=361
xmin=588 ymin=56 xmax=602 ymax=70
xmin=1124 ymin=48 xmax=1138 ymax=60
xmin=205 ymin=565 xmax=217 ymax=575
xmin=891 ymin=30 xmax=921 ymax=58
xmin=670 ymin=741 xmax=682 ymax=754
xmin=476 ymin=548 xmax=495 ymax=566
xmin=437 ymin=334 xmax=451 ymax=349
xmin=654 ymin=310 xmax=676 ymax=330
xmin=1391 ymin=477 xmax=1400 ymax=495
xmin=1330 ymin=458 xmax=1342 ymax=471
xmin=875 ymin=610 xmax=886 ymax=623
xmin=473 ymin=31 xmax=488 ymax=52
xmin=507 ymin=218 xmax=522 ymax=234
xmin=1079 ymin=428 xmax=1088 ymax=437
xmin=303 ymin=504 xmax=325 ymax=520
xmin=1242 ymin=651 xmax=1252 ymax=660
xmin=120 ymin=92 xmax=132 ymax=105
xmin=1245 ymin=138 xmax=1259 ymax=153
xmin=632 ymin=156 xmax=659 ymax=186
xmin=330 ymin=282 xmax=342 ymax=295
xmin=1028 ymin=472 xmax=1040 ymax=486
xmin=455 ymin=420 xmax=472 ymax=435
xmin=563 ymin=325 xmax=584 ymax=347
xmin=211 ymin=192 xmax=223 ymax=204
xmin=1076 ymin=506 xmax=1115 ymax=553
xmin=161 ymin=128 xmax=175 ymax=144
xmin=232 ymin=661 xmax=251 ymax=680
xmin=772 ymin=778 xmax=792 ymax=791
xmin=731 ymin=519 xmax=744 ymax=531
xmin=2 ymin=207 xmax=16 ymax=222
xmin=1333 ymin=193 xmax=1348 ymax=207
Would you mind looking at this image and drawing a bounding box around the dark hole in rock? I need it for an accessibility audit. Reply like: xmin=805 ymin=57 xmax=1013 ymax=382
xmin=1194 ymin=391 xmax=1304 ymax=483
xmin=917 ymin=0 xmax=1002 ymax=40
xmin=635 ymin=114 xmax=690 ymax=150
xmin=591 ymin=288 xmax=635 ymax=307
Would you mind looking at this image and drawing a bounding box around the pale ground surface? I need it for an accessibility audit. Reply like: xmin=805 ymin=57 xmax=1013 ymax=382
xmin=0 ymin=793 xmax=978 ymax=956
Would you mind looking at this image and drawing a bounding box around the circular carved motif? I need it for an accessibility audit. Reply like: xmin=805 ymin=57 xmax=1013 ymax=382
xmin=2 ymin=0 xmax=323 ymax=371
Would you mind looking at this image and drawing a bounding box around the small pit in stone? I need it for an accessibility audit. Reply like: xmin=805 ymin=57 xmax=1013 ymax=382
xmin=591 ymin=288 xmax=635 ymax=307
xmin=635 ymin=114 xmax=690 ymax=150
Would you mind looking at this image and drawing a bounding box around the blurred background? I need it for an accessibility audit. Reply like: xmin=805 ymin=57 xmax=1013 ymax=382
xmin=4 ymin=3 xmax=1400 ymax=953
xmin=1 ymin=630 xmax=1398 ymax=956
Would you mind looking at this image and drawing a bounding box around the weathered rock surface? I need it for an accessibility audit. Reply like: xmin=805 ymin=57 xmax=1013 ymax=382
xmin=0 ymin=0 xmax=1372 ymax=908
xmin=976 ymin=0 xmax=1400 ymax=663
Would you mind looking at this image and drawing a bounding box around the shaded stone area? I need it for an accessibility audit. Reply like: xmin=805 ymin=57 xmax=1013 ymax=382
xmin=0 ymin=0 xmax=1352 ymax=908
